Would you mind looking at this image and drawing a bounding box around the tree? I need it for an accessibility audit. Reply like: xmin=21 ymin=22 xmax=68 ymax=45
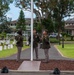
xmin=15 ymin=0 xmax=51 ymax=31
xmin=0 ymin=25 xmax=12 ymax=33
xmin=15 ymin=0 xmax=74 ymax=34
xmin=0 ymin=0 xmax=13 ymax=24
xmin=0 ymin=0 xmax=13 ymax=33
xmin=42 ymin=15 xmax=54 ymax=33
xmin=34 ymin=22 xmax=42 ymax=33
xmin=16 ymin=10 xmax=26 ymax=31
xmin=49 ymin=0 xmax=74 ymax=45
xmin=0 ymin=17 xmax=12 ymax=33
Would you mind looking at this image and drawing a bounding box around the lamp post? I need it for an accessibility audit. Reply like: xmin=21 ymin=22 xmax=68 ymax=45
xmin=31 ymin=0 xmax=33 ymax=61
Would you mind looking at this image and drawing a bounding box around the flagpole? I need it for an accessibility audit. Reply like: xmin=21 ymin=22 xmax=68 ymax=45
xmin=31 ymin=0 xmax=33 ymax=61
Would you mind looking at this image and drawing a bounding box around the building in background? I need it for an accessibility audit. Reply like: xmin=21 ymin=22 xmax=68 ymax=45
xmin=9 ymin=18 xmax=31 ymax=36
xmin=65 ymin=18 xmax=74 ymax=36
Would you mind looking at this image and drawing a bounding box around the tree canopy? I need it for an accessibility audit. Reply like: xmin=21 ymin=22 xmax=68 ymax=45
xmin=0 ymin=0 xmax=13 ymax=33
xmin=15 ymin=0 xmax=74 ymax=33
xmin=16 ymin=9 xmax=26 ymax=31
xmin=0 ymin=0 xmax=13 ymax=23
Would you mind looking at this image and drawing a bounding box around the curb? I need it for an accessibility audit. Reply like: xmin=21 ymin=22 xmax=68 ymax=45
xmin=0 ymin=69 xmax=74 ymax=73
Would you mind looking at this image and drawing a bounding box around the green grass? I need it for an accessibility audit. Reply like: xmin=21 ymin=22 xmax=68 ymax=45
xmin=0 ymin=45 xmax=29 ymax=58
xmin=50 ymin=38 xmax=59 ymax=43
xmin=56 ymin=44 xmax=74 ymax=58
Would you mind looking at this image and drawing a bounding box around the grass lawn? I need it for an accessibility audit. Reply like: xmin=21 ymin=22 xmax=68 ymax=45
xmin=0 ymin=45 xmax=29 ymax=58
xmin=50 ymin=38 xmax=59 ymax=43
xmin=56 ymin=44 xmax=74 ymax=58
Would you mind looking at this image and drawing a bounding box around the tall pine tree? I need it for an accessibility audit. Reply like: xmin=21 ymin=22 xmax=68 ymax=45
xmin=16 ymin=10 xmax=26 ymax=31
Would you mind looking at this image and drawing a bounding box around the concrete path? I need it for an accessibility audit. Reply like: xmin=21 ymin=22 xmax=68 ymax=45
xmin=0 ymin=44 xmax=74 ymax=60
xmin=18 ymin=61 xmax=41 ymax=71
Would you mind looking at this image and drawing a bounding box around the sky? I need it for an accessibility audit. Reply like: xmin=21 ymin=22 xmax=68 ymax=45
xmin=6 ymin=2 xmax=33 ymax=21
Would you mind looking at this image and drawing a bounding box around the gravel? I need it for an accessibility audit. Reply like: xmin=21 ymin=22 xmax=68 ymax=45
xmin=0 ymin=59 xmax=74 ymax=71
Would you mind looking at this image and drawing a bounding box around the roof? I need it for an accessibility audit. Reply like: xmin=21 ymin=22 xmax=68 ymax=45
xmin=10 ymin=20 xmax=17 ymax=24
xmin=65 ymin=18 xmax=74 ymax=24
xmin=65 ymin=18 xmax=74 ymax=29
xmin=10 ymin=18 xmax=36 ymax=25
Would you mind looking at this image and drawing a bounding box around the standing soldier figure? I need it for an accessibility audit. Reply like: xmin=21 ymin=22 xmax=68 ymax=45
xmin=33 ymin=29 xmax=40 ymax=60
xmin=42 ymin=29 xmax=51 ymax=63
xmin=28 ymin=29 xmax=40 ymax=60
xmin=15 ymin=29 xmax=23 ymax=61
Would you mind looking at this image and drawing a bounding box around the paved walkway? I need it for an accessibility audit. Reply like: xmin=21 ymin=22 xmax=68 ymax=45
xmin=1 ymin=44 xmax=74 ymax=60
xmin=18 ymin=61 xmax=41 ymax=71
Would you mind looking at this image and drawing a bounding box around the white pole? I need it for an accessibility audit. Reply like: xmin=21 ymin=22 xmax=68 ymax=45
xmin=31 ymin=0 xmax=33 ymax=61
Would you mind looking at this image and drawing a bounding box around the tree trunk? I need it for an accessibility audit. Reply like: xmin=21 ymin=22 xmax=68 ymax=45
xmin=58 ymin=27 xmax=61 ymax=45
xmin=62 ymin=36 xmax=64 ymax=48
xmin=71 ymin=36 xmax=73 ymax=40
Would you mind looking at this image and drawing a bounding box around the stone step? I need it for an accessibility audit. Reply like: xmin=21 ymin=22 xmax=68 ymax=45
xmin=18 ymin=61 xmax=41 ymax=71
